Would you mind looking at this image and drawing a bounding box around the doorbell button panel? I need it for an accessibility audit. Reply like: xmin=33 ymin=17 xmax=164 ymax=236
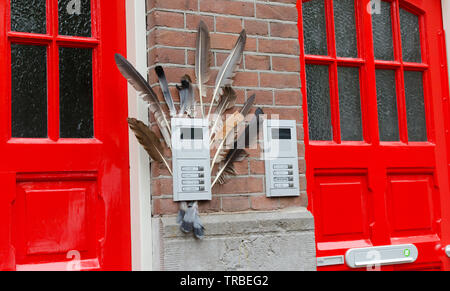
xmin=263 ymin=119 xmax=300 ymax=197
xmin=171 ymin=118 xmax=211 ymax=201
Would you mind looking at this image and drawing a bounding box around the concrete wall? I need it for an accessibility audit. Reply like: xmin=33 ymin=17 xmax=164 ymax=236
xmin=152 ymin=207 xmax=316 ymax=271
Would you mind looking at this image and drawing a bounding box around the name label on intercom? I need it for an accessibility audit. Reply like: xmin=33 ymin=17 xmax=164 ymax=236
xmin=172 ymin=118 xmax=212 ymax=201
xmin=263 ymin=120 xmax=300 ymax=197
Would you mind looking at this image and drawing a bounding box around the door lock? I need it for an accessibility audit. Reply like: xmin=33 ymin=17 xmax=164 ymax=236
xmin=445 ymin=245 xmax=450 ymax=258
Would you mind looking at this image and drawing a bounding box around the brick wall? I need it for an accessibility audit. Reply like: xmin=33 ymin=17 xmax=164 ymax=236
xmin=146 ymin=0 xmax=307 ymax=216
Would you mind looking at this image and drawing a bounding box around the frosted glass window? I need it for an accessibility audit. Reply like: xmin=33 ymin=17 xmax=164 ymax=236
xmin=58 ymin=0 xmax=92 ymax=37
xmin=59 ymin=47 xmax=93 ymax=138
xmin=376 ymin=70 xmax=399 ymax=141
xmin=333 ymin=0 xmax=358 ymax=58
xmin=338 ymin=67 xmax=363 ymax=141
xmin=11 ymin=44 xmax=48 ymax=138
xmin=404 ymin=71 xmax=427 ymax=141
xmin=400 ymin=8 xmax=422 ymax=63
xmin=303 ymin=0 xmax=328 ymax=56
xmin=372 ymin=1 xmax=394 ymax=60
xmin=11 ymin=0 xmax=46 ymax=34
xmin=306 ymin=65 xmax=332 ymax=141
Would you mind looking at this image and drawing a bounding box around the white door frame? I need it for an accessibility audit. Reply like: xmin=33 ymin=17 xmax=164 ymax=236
xmin=126 ymin=0 xmax=152 ymax=271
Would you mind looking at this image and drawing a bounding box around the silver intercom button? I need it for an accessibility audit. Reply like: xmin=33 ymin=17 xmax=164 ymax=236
xmin=274 ymin=177 xmax=294 ymax=183
xmin=182 ymin=186 xmax=200 ymax=192
xmin=273 ymin=164 xmax=293 ymax=170
xmin=274 ymin=183 xmax=294 ymax=189
xmin=274 ymin=170 xmax=294 ymax=176
xmin=182 ymin=174 xmax=203 ymax=179
xmin=182 ymin=180 xmax=205 ymax=185
xmin=181 ymin=166 xmax=204 ymax=172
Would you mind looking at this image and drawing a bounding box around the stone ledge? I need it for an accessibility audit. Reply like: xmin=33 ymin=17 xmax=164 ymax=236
xmin=153 ymin=207 xmax=317 ymax=270
xmin=160 ymin=207 xmax=315 ymax=238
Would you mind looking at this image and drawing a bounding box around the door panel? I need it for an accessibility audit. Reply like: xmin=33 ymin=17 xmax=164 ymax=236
xmin=299 ymin=0 xmax=450 ymax=271
xmin=0 ymin=0 xmax=130 ymax=270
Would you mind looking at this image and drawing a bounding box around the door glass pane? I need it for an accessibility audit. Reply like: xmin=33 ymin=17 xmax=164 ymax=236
xmin=333 ymin=0 xmax=358 ymax=58
xmin=338 ymin=67 xmax=363 ymax=141
xmin=59 ymin=47 xmax=93 ymax=138
xmin=306 ymin=65 xmax=332 ymax=141
xmin=372 ymin=0 xmax=394 ymax=60
xmin=376 ymin=70 xmax=399 ymax=141
xmin=400 ymin=8 xmax=422 ymax=63
xmin=11 ymin=44 xmax=47 ymax=138
xmin=11 ymin=0 xmax=46 ymax=34
xmin=58 ymin=0 xmax=92 ymax=37
xmin=404 ymin=71 xmax=427 ymax=141
xmin=303 ymin=0 xmax=328 ymax=56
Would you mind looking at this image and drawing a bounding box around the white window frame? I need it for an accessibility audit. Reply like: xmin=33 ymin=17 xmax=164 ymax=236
xmin=126 ymin=0 xmax=152 ymax=271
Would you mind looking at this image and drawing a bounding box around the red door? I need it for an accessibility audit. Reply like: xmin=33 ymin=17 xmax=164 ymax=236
xmin=0 ymin=0 xmax=131 ymax=270
xmin=299 ymin=0 xmax=450 ymax=270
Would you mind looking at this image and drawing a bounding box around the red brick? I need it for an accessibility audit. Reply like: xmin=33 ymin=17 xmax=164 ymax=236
xmin=272 ymin=56 xmax=300 ymax=72
xmin=213 ymin=177 xmax=263 ymax=194
xmin=200 ymin=0 xmax=255 ymax=17
xmin=148 ymin=11 xmax=184 ymax=30
xmin=152 ymin=30 xmax=196 ymax=48
xmin=275 ymin=90 xmax=301 ymax=106
xmin=263 ymin=108 xmax=302 ymax=123
xmin=279 ymin=194 xmax=308 ymax=209
xmin=198 ymin=197 xmax=221 ymax=213
xmin=150 ymin=47 xmax=185 ymax=65
xmin=245 ymin=55 xmax=270 ymax=71
xmin=259 ymin=39 xmax=299 ymax=55
xmin=245 ymin=20 xmax=269 ymax=36
xmin=216 ymin=16 xmax=243 ymax=34
xmin=222 ymin=196 xmax=250 ymax=212
xmin=298 ymin=159 xmax=306 ymax=174
xmin=247 ymin=89 xmax=273 ymax=105
xmin=260 ymin=73 xmax=300 ymax=89
xmin=234 ymin=72 xmax=259 ymax=87
xmin=256 ymin=4 xmax=298 ymax=22
xmin=186 ymin=14 xmax=215 ymax=31
xmin=270 ymin=22 xmax=298 ymax=38
xmin=151 ymin=0 xmax=197 ymax=11
xmin=153 ymin=198 xmax=179 ymax=215
xmin=250 ymin=160 xmax=265 ymax=175
xmin=250 ymin=196 xmax=279 ymax=211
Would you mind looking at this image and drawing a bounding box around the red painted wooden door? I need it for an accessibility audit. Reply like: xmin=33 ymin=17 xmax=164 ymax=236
xmin=0 ymin=0 xmax=131 ymax=271
xmin=299 ymin=0 xmax=450 ymax=270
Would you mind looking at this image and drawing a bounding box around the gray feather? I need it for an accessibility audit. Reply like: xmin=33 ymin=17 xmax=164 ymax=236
xmin=115 ymin=54 xmax=172 ymax=148
xmin=155 ymin=66 xmax=177 ymax=117
xmin=195 ymin=20 xmax=212 ymax=117
xmin=207 ymin=30 xmax=246 ymax=119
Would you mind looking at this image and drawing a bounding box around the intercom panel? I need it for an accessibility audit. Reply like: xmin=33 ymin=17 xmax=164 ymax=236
xmin=263 ymin=120 xmax=300 ymax=197
xmin=171 ymin=118 xmax=212 ymax=201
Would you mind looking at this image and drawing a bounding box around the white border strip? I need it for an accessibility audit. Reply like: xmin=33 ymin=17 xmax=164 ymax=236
xmin=127 ymin=0 xmax=152 ymax=271
xmin=443 ymin=0 xmax=450 ymax=85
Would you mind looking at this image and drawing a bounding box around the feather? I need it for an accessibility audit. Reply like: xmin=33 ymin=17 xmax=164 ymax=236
xmin=155 ymin=66 xmax=177 ymax=117
xmin=206 ymin=30 xmax=247 ymax=119
xmin=115 ymin=54 xmax=172 ymax=148
xmin=192 ymin=202 xmax=205 ymax=239
xmin=127 ymin=118 xmax=173 ymax=176
xmin=195 ymin=20 xmax=212 ymax=118
xmin=180 ymin=201 xmax=195 ymax=233
xmin=215 ymin=150 xmax=249 ymax=185
xmin=210 ymin=94 xmax=256 ymax=166
xmin=210 ymin=111 xmax=245 ymax=168
xmin=177 ymin=75 xmax=196 ymax=117
xmin=177 ymin=201 xmax=188 ymax=225
xmin=212 ymin=108 xmax=264 ymax=187
xmin=209 ymin=86 xmax=237 ymax=141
